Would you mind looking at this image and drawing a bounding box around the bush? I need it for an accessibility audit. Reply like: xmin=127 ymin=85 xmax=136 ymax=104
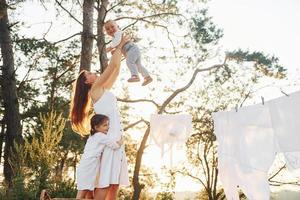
xmin=156 ymin=191 xmax=175 ymax=200
xmin=49 ymin=179 xmax=77 ymax=198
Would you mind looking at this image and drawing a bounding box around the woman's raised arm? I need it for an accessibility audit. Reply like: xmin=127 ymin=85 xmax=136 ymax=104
xmin=91 ymin=34 xmax=129 ymax=91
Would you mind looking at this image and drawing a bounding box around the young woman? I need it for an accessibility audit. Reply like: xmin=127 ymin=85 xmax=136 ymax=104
xmin=70 ymin=35 xmax=130 ymax=200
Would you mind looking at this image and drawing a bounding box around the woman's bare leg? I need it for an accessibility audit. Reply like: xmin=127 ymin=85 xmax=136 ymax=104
xmin=85 ymin=190 xmax=94 ymax=199
xmin=94 ymin=187 xmax=109 ymax=200
xmin=76 ymin=190 xmax=87 ymax=199
xmin=105 ymin=184 xmax=119 ymax=200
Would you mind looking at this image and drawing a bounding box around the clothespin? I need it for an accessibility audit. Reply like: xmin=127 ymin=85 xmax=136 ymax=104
xmin=280 ymin=90 xmax=289 ymax=97
xmin=261 ymin=96 xmax=264 ymax=105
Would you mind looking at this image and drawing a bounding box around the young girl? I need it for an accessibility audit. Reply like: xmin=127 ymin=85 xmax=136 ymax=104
xmin=76 ymin=114 xmax=123 ymax=199
xmin=104 ymin=19 xmax=153 ymax=86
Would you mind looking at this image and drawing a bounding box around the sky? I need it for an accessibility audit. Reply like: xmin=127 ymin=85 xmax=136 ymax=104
xmin=207 ymin=0 xmax=300 ymax=101
xmin=9 ymin=0 xmax=300 ymax=195
xmin=208 ymin=0 xmax=300 ymax=73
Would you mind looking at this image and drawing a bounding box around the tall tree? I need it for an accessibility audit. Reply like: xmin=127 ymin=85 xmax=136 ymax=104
xmin=79 ymin=0 xmax=94 ymax=71
xmin=0 ymin=0 xmax=22 ymax=187
xmin=96 ymin=0 xmax=109 ymax=72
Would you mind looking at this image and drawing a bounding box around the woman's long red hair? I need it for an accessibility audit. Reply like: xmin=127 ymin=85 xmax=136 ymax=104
xmin=70 ymin=70 xmax=92 ymax=135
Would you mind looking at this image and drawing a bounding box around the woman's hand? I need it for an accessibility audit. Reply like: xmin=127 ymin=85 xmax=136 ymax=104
xmin=93 ymin=35 xmax=129 ymax=91
xmin=111 ymin=49 xmax=116 ymax=55
xmin=116 ymin=34 xmax=130 ymax=50
xmin=117 ymin=137 xmax=123 ymax=146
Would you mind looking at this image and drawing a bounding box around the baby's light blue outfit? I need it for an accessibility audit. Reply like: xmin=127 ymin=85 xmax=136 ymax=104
xmin=109 ymin=30 xmax=150 ymax=78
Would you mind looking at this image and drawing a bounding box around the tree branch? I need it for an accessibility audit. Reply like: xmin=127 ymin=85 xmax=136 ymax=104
xmin=124 ymin=119 xmax=149 ymax=132
xmin=114 ymin=13 xmax=183 ymax=22
xmin=269 ymin=180 xmax=300 ymax=186
xmin=268 ymin=164 xmax=286 ymax=181
xmin=159 ymin=62 xmax=226 ymax=114
xmin=53 ymin=32 xmax=82 ymax=45
xmin=42 ymin=22 xmax=53 ymax=40
xmin=55 ymin=0 xmax=82 ymax=25
xmin=17 ymin=54 xmax=44 ymax=91
xmin=55 ymin=61 xmax=78 ymax=81
xmin=175 ymin=169 xmax=208 ymax=191
xmin=117 ymin=98 xmax=160 ymax=109
xmin=163 ymin=110 xmax=181 ymax=114
xmin=106 ymin=0 xmax=126 ymax=13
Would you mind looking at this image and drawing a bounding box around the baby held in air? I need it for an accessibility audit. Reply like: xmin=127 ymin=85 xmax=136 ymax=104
xmin=105 ymin=19 xmax=153 ymax=86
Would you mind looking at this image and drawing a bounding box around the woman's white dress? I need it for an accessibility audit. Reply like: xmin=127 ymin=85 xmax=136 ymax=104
xmin=93 ymin=90 xmax=129 ymax=188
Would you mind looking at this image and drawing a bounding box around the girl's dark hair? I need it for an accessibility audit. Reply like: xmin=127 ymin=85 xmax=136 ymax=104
xmin=90 ymin=114 xmax=109 ymax=135
xmin=70 ymin=70 xmax=92 ymax=135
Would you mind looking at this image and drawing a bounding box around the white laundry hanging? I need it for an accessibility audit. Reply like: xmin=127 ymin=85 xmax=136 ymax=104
xmin=213 ymin=104 xmax=275 ymax=200
xmin=150 ymin=114 xmax=192 ymax=164
xmin=267 ymin=91 xmax=300 ymax=152
xmin=213 ymin=90 xmax=300 ymax=200
xmin=218 ymin=156 xmax=270 ymax=200
xmin=266 ymin=91 xmax=300 ymax=171
xmin=150 ymin=114 xmax=193 ymax=146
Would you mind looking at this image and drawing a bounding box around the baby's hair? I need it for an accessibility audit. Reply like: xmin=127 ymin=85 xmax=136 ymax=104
xmin=104 ymin=19 xmax=120 ymax=30
xmin=104 ymin=19 xmax=116 ymax=25
xmin=90 ymin=114 xmax=109 ymax=135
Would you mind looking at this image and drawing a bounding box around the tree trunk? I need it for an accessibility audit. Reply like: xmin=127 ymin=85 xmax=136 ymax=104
xmin=79 ymin=0 xmax=94 ymax=72
xmin=0 ymin=0 xmax=22 ymax=187
xmin=97 ymin=0 xmax=109 ymax=72
xmin=0 ymin=118 xmax=5 ymax=163
xmin=55 ymin=151 xmax=68 ymax=182
xmin=213 ymin=162 xmax=219 ymax=199
xmin=132 ymin=127 xmax=150 ymax=200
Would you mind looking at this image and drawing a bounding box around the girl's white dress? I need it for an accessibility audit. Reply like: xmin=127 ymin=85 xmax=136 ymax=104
xmin=76 ymin=132 xmax=120 ymax=190
xmin=93 ymin=90 xmax=130 ymax=188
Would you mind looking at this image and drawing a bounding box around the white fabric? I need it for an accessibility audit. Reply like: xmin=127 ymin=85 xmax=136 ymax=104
xmin=81 ymin=132 xmax=120 ymax=159
xmin=109 ymin=30 xmax=123 ymax=48
xmin=77 ymin=156 xmax=101 ymax=190
xmin=214 ymin=112 xmax=239 ymax=200
xmin=284 ymin=152 xmax=300 ymax=171
xmin=214 ymin=105 xmax=276 ymax=172
xmin=213 ymin=105 xmax=275 ymax=200
xmin=217 ymin=156 xmax=240 ymax=200
xmin=267 ymin=91 xmax=300 ymax=171
xmin=218 ymin=156 xmax=270 ymax=200
xmin=213 ymin=90 xmax=300 ymax=200
xmin=232 ymin=105 xmax=275 ymax=172
xmin=93 ymin=90 xmax=129 ymax=188
xmin=150 ymin=114 xmax=192 ymax=148
xmin=267 ymin=91 xmax=300 ymax=152
xmin=76 ymin=132 xmax=121 ymax=190
xmin=150 ymin=114 xmax=192 ymax=166
xmin=237 ymin=166 xmax=270 ymax=200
